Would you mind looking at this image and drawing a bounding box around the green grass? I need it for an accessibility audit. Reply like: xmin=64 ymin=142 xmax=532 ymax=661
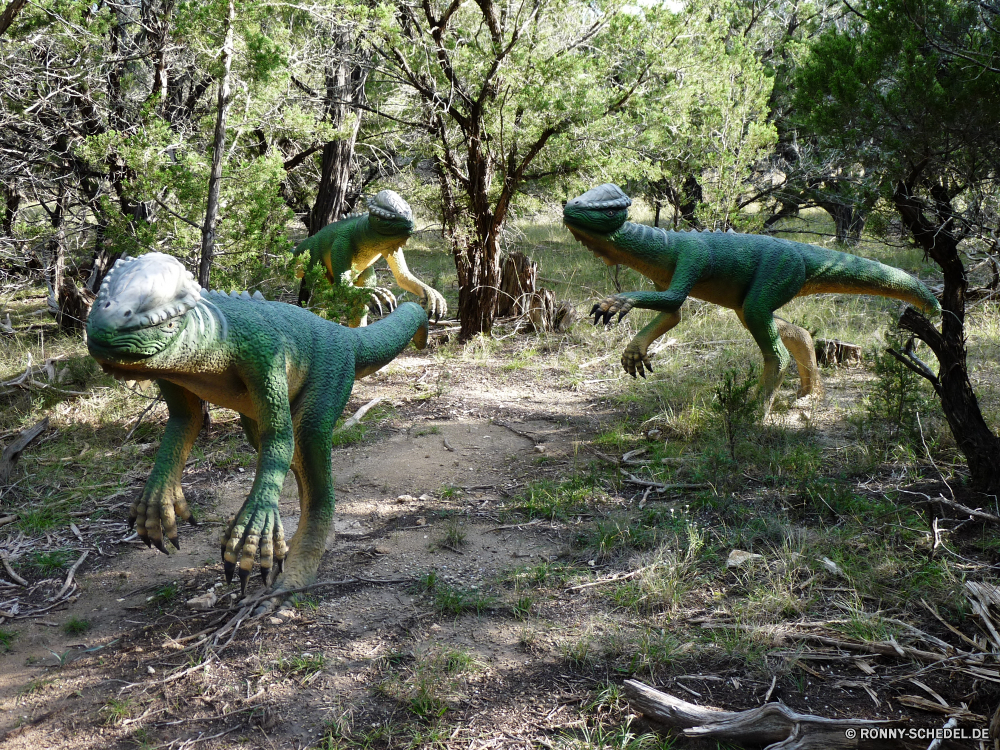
xmin=101 ymin=697 xmax=135 ymax=725
xmin=147 ymin=582 xmax=181 ymax=607
xmin=62 ymin=617 xmax=91 ymax=636
xmin=277 ymin=650 xmax=326 ymax=678
xmin=0 ymin=628 xmax=15 ymax=652
xmin=23 ymin=549 xmax=75 ymax=576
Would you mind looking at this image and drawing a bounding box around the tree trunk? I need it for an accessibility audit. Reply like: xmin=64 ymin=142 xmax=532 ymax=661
xmin=455 ymin=235 xmax=502 ymax=342
xmin=816 ymin=198 xmax=865 ymax=244
xmin=892 ymin=179 xmax=1000 ymax=495
xmin=0 ymin=0 xmax=28 ymax=38
xmin=1 ymin=187 xmax=18 ymax=236
xmin=198 ymin=0 xmax=234 ymax=289
xmin=307 ymin=48 xmax=368 ymax=235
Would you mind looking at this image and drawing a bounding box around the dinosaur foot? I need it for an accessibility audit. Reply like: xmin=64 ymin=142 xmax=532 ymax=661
xmin=368 ymin=287 xmax=397 ymax=317
xmin=591 ymin=296 xmax=634 ymax=326
xmin=621 ymin=343 xmax=654 ymax=379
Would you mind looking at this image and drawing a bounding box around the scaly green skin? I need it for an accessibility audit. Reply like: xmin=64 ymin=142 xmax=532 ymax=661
xmin=294 ymin=190 xmax=447 ymax=326
xmin=564 ymin=184 xmax=941 ymax=405
xmin=87 ymin=253 xmax=428 ymax=599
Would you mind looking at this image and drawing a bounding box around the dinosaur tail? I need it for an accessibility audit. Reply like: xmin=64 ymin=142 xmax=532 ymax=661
xmin=799 ymin=246 xmax=941 ymax=314
xmin=351 ymin=301 xmax=428 ymax=379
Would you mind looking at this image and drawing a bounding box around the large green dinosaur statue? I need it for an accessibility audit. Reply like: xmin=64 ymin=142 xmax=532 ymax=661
xmin=86 ymin=252 xmax=428 ymax=596
xmin=563 ymin=184 xmax=940 ymax=404
xmin=293 ymin=189 xmax=447 ymax=326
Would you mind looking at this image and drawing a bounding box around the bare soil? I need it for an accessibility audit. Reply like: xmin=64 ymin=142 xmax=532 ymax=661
xmin=0 ymin=343 xmax=990 ymax=750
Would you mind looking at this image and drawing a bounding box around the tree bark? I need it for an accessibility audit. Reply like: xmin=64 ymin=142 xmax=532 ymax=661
xmin=307 ymin=44 xmax=368 ymax=236
xmin=892 ymin=178 xmax=1000 ymax=494
xmin=199 ymin=0 xmax=235 ymax=289
xmin=0 ymin=0 xmax=27 ymax=38
xmin=1 ymin=187 xmax=18 ymax=237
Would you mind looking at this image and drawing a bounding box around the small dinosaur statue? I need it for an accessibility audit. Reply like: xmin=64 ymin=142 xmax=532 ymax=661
xmin=87 ymin=252 xmax=428 ymax=596
xmin=563 ymin=184 xmax=940 ymax=405
xmin=293 ymin=189 xmax=447 ymax=326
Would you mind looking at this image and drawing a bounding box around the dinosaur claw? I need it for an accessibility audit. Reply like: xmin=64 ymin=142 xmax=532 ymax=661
xmin=188 ymin=515 xmax=199 ymax=527
xmin=260 ymin=567 xmax=271 ymax=586
xmin=238 ymin=569 xmax=249 ymax=596
xmin=224 ymin=560 xmax=236 ymax=583
xmin=152 ymin=537 xmax=168 ymax=554
xmin=141 ymin=536 xmax=152 ymax=548
xmin=168 ymin=535 xmax=180 ymax=550
xmin=638 ymin=368 xmax=646 ymax=379
xmin=590 ymin=303 xmax=600 ymax=316
xmin=275 ymin=558 xmax=284 ymax=576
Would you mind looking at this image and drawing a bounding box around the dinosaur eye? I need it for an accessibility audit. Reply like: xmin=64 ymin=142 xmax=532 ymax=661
xmin=605 ymin=209 xmax=618 ymax=216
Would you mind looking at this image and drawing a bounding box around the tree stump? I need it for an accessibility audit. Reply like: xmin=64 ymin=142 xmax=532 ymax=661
xmin=498 ymin=251 xmax=575 ymax=332
xmin=57 ymin=278 xmax=94 ymax=332
xmin=497 ymin=251 xmax=537 ymax=317
xmin=815 ymin=338 xmax=862 ymax=367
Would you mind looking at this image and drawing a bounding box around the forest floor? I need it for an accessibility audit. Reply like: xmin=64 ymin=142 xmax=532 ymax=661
xmin=2 ymin=212 xmax=1000 ymax=750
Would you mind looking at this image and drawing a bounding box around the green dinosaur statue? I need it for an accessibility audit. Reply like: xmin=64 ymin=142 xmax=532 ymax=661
xmin=293 ymin=189 xmax=447 ymax=326
xmin=86 ymin=252 xmax=428 ymax=596
xmin=563 ymin=184 xmax=940 ymax=404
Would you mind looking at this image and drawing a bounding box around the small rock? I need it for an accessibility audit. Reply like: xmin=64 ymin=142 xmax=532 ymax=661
xmin=430 ymin=624 xmax=441 ymax=631
xmin=397 ymin=494 xmax=417 ymax=502
xmin=186 ymin=590 xmax=218 ymax=610
xmin=374 ymin=544 xmax=392 ymax=555
xmin=276 ymin=608 xmax=296 ymax=622
xmin=418 ymin=494 xmax=432 ymax=501
xmin=534 ymin=444 xmax=546 ymax=453
xmin=820 ymin=557 xmax=844 ymax=577
xmin=726 ymin=549 xmax=765 ymax=568
xmin=147 ymin=666 xmax=156 ymax=675
xmin=416 ymin=517 xmax=427 ymax=526
xmin=268 ymin=617 xmax=283 ymax=626
xmin=647 ymin=428 xmax=662 ymax=441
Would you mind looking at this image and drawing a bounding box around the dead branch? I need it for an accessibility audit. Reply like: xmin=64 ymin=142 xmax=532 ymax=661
xmin=932 ymin=494 xmax=1000 ymax=524
xmin=620 ymin=470 xmax=710 ymax=492
xmin=0 ymin=417 xmax=48 ymax=481
xmin=50 ymin=550 xmax=87 ymax=601
xmin=0 ymin=551 xmax=26 ymax=586
xmin=335 ymin=397 xmax=383 ymax=433
xmin=623 ymin=679 xmax=898 ymax=749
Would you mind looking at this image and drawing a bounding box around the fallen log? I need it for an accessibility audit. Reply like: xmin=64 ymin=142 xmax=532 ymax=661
xmin=623 ymin=679 xmax=920 ymax=749
xmin=0 ymin=417 xmax=49 ymax=481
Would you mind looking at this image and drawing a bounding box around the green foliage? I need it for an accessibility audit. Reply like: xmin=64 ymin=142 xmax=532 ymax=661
xmin=24 ymin=549 xmax=75 ymax=576
xmin=298 ymin=261 xmax=372 ymax=326
xmin=62 ymin=617 xmax=91 ymax=636
xmin=710 ymin=363 xmax=764 ymax=460
xmin=277 ymin=650 xmax=326 ymax=678
xmin=860 ymin=340 xmax=936 ymax=446
xmin=0 ymin=629 xmax=15 ymax=652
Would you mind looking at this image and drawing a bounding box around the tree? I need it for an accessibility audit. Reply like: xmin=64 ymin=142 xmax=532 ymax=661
xmin=372 ymin=0 xmax=678 ymax=340
xmin=794 ymin=0 xmax=1000 ymax=493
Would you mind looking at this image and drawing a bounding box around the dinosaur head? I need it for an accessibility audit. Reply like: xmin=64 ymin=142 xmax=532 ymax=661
xmin=367 ymin=190 xmax=414 ymax=236
xmin=86 ymin=253 xmax=204 ymax=372
xmin=564 ymin=184 xmax=631 ymax=235
xmin=563 ymin=184 xmax=632 ymax=265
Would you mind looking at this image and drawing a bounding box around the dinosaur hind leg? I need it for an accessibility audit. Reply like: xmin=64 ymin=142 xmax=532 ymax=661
xmin=774 ymin=316 xmax=823 ymax=400
xmin=737 ymin=308 xmax=791 ymax=411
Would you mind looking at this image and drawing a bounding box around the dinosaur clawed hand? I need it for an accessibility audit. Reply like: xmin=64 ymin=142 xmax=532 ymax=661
xmin=129 ymin=484 xmax=198 ymax=554
xmin=219 ymin=505 xmax=287 ymax=595
xmin=368 ymin=287 xmax=397 ymax=317
xmin=422 ymin=287 xmax=447 ymax=323
xmin=620 ymin=341 xmax=654 ymax=379
xmin=590 ymin=295 xmax=635 ymax=326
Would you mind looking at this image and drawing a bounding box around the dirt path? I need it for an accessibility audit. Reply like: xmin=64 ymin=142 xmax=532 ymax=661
xmin=0 ymin=348 xmax=624 ymax=748
xmin=0 ymin=345 xmax=982 ymax=750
